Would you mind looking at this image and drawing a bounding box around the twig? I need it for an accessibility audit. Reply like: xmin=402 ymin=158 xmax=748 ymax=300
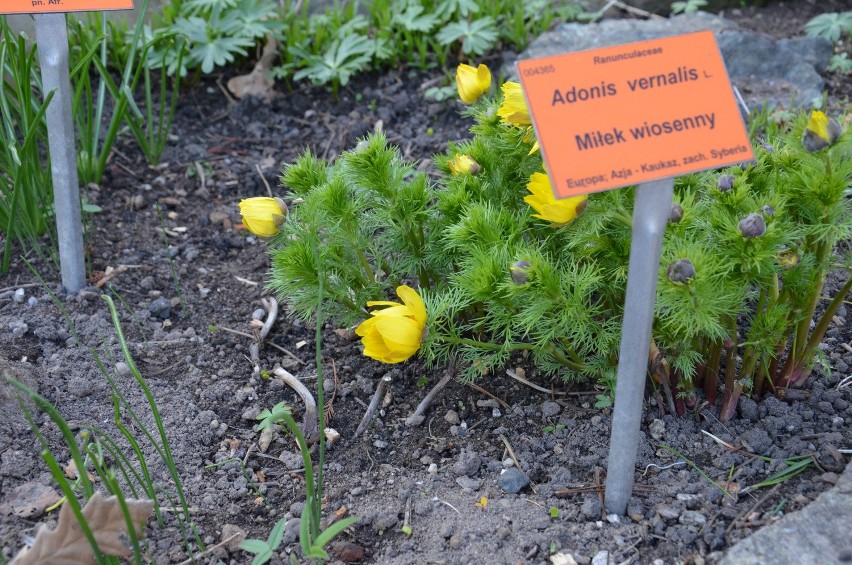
xmin=406 ymin=370 xmax=453 ymax=426
xmin=597 ymin=0 xmax=665 ymax=20
xmin=217 ymin=326 xmax=303 ymax=365
xmin=234 ymin=275 xmax=259 ymax=286
xmin=273 ymin=367 xmax=318 ymax=444
xmin=432 ymin=496 xmax=461 ymax=516
xmin=463 ymin=380 xmax=509 ymax=409
xmin=726 ymin=484 xmax=780 ymax=534
xmin=255 ymin=162 xmax=273 ymax=197
xmin=505 ymin=368 xmax=597 ymax=396
xmin=641 ymin=461 xmax=686 ymax=477
xmin=176 ymin=533 xmax=242 ymax=565
xmin=593 ymin=466 xmax=606 ymax=520
xmin=250 ymin=297 xmax=279 ymax=376
xmin=325 ymin=358 xmax=339 ymax=421
xmin=499 ymin=434 xmax=521 ymax=469
xmin=193 ymin=161 xmax=207 ymax=192
xmin=0 ymin=282 xmax=44 ymax=293
xmin=355 ymin=375 xmax=391 ymax=438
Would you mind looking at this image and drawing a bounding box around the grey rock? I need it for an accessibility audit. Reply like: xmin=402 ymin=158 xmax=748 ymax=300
xmin=741 ymin=427 xmax=773 ymax=454
xmin=453 ymin=448 xmax=482 ymax=477
xmin=444 ymin=409 xmax=460 ymax=425
xmin=679 ymin=510 xmax=707 ymax=526
xmin=455 ymin=476 xmax=481 ymax=491
xmin=12 ymin=288 xmax=24 ymax=303
xmin=372 ymin=510 xmax=399 ymax=532
xmin=148 ymin=297 xmax=172 ymax=319
xmin=592 ymin=550 xmax=616 ymax=565
xmin=720 ymin=461 xmax=852 ymax=565
xmin=580 ymin=495 xmax=602 ymax=520
xmin=281 ymin=518 xmax=301 ymax=545
xmin=738 ymin=397 xmax=759 ymax=421
xmin=515 ymin=13 xmax=831 ymax=110
xmin=498 ymin=467 xmax=530 ymax=494
xmin=541 ymin=400 xmax=561 ymax=418
xmin=649 ymin=418 xmax=666 ymax=440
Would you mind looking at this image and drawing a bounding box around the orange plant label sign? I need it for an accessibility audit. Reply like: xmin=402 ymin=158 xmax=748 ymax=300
xmin=517 ymin=30 xmax=753 ymax=199
xmin=1 ymin=0 xmax=133 ymax=14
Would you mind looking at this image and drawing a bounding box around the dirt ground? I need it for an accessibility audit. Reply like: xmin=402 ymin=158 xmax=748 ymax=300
xmin=1 ymin=2 xmax=850 ymax=564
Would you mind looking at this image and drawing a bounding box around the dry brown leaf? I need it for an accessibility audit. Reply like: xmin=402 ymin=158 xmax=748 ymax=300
xmin=0 ymin=482 xmax=61 ymax=518
xmin=227 ymin=36 xmax=278 ymax=101
xmin=10 ymin=492 xmax=154 ymax=565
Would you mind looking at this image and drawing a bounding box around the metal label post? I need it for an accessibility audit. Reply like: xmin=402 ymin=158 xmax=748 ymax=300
xmin=603 ymin=178 xmax=673 ymax=515
xmin=35 ymin=13 xmax=86 ymax=292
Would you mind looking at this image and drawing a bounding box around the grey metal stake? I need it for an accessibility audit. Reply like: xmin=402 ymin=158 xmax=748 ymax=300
xmin=604 ymin=177 xmax=673 ymax=515
xmin=35 ymin=13 xmax=86 ymax=293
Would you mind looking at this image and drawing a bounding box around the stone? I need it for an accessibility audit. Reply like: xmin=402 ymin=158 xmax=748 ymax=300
xmin=148 ymin=296 xmax=172 ymax=319
xmin=498 ymin=467 xmax=530 ymax=494
xmin=455 ymin=476 xmax=481 ymax=491
xmin=541 ymin=400 xmax=561 ymax=417
xmin=515 ymin=13 xmax=831 ymax=110
xmin=452 ymin=448 xmax=482 ymax=477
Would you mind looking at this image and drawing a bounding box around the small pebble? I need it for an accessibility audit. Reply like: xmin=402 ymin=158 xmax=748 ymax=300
xmin=13 ymin=288 xmax=25 ymax=303
xmin=498 ymin=467 xmax=530 ymax=494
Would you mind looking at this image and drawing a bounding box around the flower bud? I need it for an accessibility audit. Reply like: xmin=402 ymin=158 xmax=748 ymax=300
xmin=760 ymin=204 xmax=775 ymax=218
xmin=448 ymin=154 xmax=481 ymax=176
xmin=509 ymin=260 xmax=533 ymax=285
xmin=802 ymin=110 xmax=842 ymax=152
xmin=456 ymin=63 xmax=492 ymax=105
xmin=778 ymin=250 xmax=799 ymax=269
xmin=238 ymin=197 xmax=288 ymax=237
xmin=739 ymin=213 xmax=766 ymax=238
xmin=668 ymin=204 xmax=683 ymax=224
xmin=716 ymin=174 xmax=735 ymax=192
xmin=666 ymin=259 xmax=695 ymax=285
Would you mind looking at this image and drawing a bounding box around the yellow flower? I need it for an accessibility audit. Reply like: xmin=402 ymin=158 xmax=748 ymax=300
xmin=238 ymin=197 xmax=287 ymax=237
xmin=456 ymin=63 xmax=491 ymax=104
xmin=524 ymin=172 xmax=587 ymax=226
xmin=448 ymin=154 xmax=481 ymax=175
xmin=801 ymin=110 xmax=842 ymax=152
xmin=355 ymin=285 xmax=427 ymax=364
xmin=497 ymin=82 xmax=531 ymax=127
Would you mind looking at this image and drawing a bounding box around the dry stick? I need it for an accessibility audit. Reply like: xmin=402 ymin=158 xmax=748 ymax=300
xmin=506 ymin=368 xmax=598 ymax=397
xmin=464 ymin=380 xmax=510 ymax=409
xmin=218 ymin=326 xmax=304 ymax=365
xmin=726 ymin=484 xmax=781 ymax=534
xmin=250 ymin=297 xmax=279 ymax=377
xmin=176 ymin=533 xmax=242 ymax=565
xmin=354 ymin=375 xmax=391 ymax=438
xmin=406 ymin=370 xmax=453 ymax=426
xmin=255 ymin=162 xmax=273 ymax=197
xmin=273 ymin=367 xmax=319 ymax=444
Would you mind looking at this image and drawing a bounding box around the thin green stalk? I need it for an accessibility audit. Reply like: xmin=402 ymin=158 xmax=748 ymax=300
xmin=101 ymin=295 xmax=199 ymax=552
xmin=661 ymin=445 xmax=734 ymax=499
xmin=313 ymin=242 xmax=326 ymax=541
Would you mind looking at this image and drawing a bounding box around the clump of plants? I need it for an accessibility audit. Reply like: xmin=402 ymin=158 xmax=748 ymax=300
xmin=239 ymin=64 xmax=850 ymax=420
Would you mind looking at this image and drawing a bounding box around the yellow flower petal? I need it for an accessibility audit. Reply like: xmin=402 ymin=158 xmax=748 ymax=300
xmin=448 ymin=154 xmax=481 ymax=175
xmin=497 ymin=82 xmax=531 ymax=127
xmin=356 ymin=285 xmax=427 ymax=364
xmin=525 ymin=173 xmax=587 ymax=226
xmin=802 ymin=110 xmax=842 ymax=152
xmin=238 ymin=197 xmax=287 ymax=237
xmin=456 ymin=63 xmax=491 ymax=104
xmin=396 ymin=285 xmax=427 ymax=326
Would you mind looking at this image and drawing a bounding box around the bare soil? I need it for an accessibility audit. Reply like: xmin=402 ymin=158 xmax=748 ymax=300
xmin=1 ymin=3 xmax=850 ymax=564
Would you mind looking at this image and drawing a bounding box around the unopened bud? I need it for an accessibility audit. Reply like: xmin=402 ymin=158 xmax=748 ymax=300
xmin=668 ymin=204 xmax=683 ymax=224
xmin=778 ymin=250 xmax=799 ymax=269
xmin=760 ymin=205 xmax=775 ymax=218
xmin=802 ymin=111 xmax=842 ymax=152
xmin=716 ymin=174 xmax=735 ymax=192
xmin=666 ymin=259 xmax=695 ymax=285
xmin=739 ymin=213 xmax=766 ymax=238
xmin=509 ymin=260 xmax=532 ymax=285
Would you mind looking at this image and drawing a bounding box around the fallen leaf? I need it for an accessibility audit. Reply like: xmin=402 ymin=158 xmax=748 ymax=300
xmin=0 ymin=482 xmax=61 ymax=519
xmin=227 ymin=36 xmax=278 ymax=101
xmin=10 ymin=492 xmax=154 ymax=564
